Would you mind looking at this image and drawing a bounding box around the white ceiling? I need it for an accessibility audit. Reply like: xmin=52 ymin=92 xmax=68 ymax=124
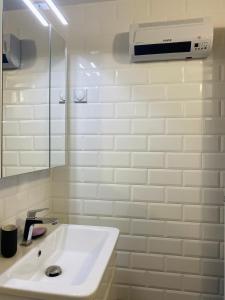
xmin=55 ymin=0 xmax=113 ymax=5
xmin=4 ymin=0 xmax=113 ymax=10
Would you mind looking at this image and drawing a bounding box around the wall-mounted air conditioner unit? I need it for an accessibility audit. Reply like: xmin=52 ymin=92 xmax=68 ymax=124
xmin=3 ymin=34 xmax=21 ymax=70
xmin=129 ymin=17 xmax=213 ymax=62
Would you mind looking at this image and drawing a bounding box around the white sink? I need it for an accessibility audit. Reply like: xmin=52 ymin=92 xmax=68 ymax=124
xmin=0 ymin=224 xmax=119 ymax=300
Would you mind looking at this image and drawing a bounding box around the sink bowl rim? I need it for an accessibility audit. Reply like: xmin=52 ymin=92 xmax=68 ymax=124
xmin=0 ymin=224 xmax=119 ymax=300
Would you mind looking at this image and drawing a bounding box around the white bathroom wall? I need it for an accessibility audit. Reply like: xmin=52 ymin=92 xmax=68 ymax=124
xmin=51 ymin=0 xmax=225 ymax=299
xmin=0 ymin=170 xmax=50 ymax=234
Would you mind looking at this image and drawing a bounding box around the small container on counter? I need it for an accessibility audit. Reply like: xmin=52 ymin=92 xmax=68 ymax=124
xmin=1 ymin=224 xmax=18 ymax=258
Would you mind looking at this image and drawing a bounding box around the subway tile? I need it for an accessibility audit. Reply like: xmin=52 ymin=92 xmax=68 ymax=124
xmin=132 ymin=186 xmax=164 ymax=202
xmin=183 ymin=240 xmax=219 ymax=259
xmin=4 ymin=105 xmax=34 ymax=120
xmin=117 ymin=235 xmax=147 ymax=252
xmin=204 ymin=119 xmax=225 ymax=135
xmin=115 ymin=136 xmax=147 ymax=151
xmin=83 ymin=135 xmax=114 ymax=150
xmin=131 ymin=253 xmax=164 ymax=271
xmin=151 ymin=0 xmax=186 ymax=19
xmin=53 ymin=199 xmax=82 ymax=214
xmin=183 ymin=63 xmax=219 ymax=82
xmin=167 ymin=153 xmax=201 ymax=169
xmin=166 ymin=222 xmax=201 ymax=239
xmin=147 ymin=271 xmax=182 ymax=290
xmin=132 ymin=119 xmax=165 ymax=134
xmin=132 ymin=220 xmax=165 ymax=237
xmin=203 ymin=154 xmax=225 ymax=170
xmin=150 ymin=65 xmax=183 ymax=83
xmin=50 ymin=136 xmax=65 ymax=151
xmin=149 ymin=102 xmax=183 ymax=118
xmin=116 ymin=251 xmax=130 ymax=268
xmin=165 ymin=291 xmax=200 ymax=300
xmin=186 ymin=0 xmax=224 ymax=16
xmin=99 ymin=217 xmax=130 ymax=234
xmin=183 ymin=206 xmax=220 ymax=223
xmin=202 ymin=224 xmax=223 ymax=241
xmin=5 ymin=137 xmax=33 ymax=151
xmin=132 ymin=85 xmax=166 ymax=101
xmin=5 ymin=73 xmax=49 ymax=89
xmin=184 ymin=136 xmax=220 ymax=152
xmin=70 ymin=135 xmax=114 ymax=151
xmin=115 ymin=268 xmax=147 ymax=286
xmin=201 ymin=295 xmax=223 ymax=300
xmin=3 ymin=121 xmax=19 ymax=136
xmin=132 ymin=153 xmax=164 ymax=168
xmin=167 ymin=119 xmax=203 ymax=134
xmin=201 ymin=260 xmax=224 ymax=277
xmin=71 ymin=103 xmax=114 ymax=119
xmin=184 ymin=101 xmax=220 ymax=117
xmin=99 ymin=86 xmax=131 ymax=102
xmin=20 ymin=152 xmax=49 ymax=167
xmin=84 ymin=200 xmax=113 ymax=216
xmin=99 ymin=2 xmax=117 ymax=35
xmin=148 ymin=238 xmax=182 ymax=255
xmin=183 ymin=171 xmax=219 ymax=187
xmin=202 ymin=189 xmax=224 ymax=205
xmin=19 ymin=121 xmax=49 ymax=136
xmin=131 ymin=287 xmax=164 ymax=300
xmin=149 ymin=136 xmax=182 ymax=152
xmin=98 ymin=184 xmax=130 ymax=201
xmin=166 ymin=256 xmax=200 ymax=274
xmin=99 ymin=152 xmax=130 ymax=167
xmin=114 ymin=202 xmax=147 ymax=218
xmin=34 ymin=105 xmax=49 ymax=120
xmin=68 ymin=215 xmax=99 ymax=226
xmin=70 ymin=120 xmax=101 ymax=134
xmin=116 ymin=0 xmax=134 ymax=31
xmin=183 ymin=275 xmax=219 ymax=294
xmin=69 ymin=183 xmax=97 ymax=199
xmin=70 ymin=151 xmax=98 ymax=166
xmin=115 ymin=169 xmax=147 ymax=184
xmin=100 ymin=120 xmax=130 ymax=134
xmin=4 ymin=90 xmax=18 ymax=104
xmin=51 ymin=121 xmax=65 ymax=135
xmin=133 ymin=0 xmax=150 ymax=22
xmin=149 ymin=170 xmax=182 ymax=186
xmin=148 ymin=204 xmax=182 ymax=221
xmin=115 ymin=69 xmax=148 ymax=85
xmin=167 ymin=84 xmax=203 ymax=99
xmin=116 ymin=103 xmax=148 ymax=118
xmin=110 ymin=284 xmax=130 ymax=300
xmin=166 ymin=187 xmax=201 ymax=204
xmin=82 ymin=168 xmax=114 ymax=183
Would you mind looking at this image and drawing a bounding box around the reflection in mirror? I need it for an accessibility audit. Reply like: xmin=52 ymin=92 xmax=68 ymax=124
xmin=50 ymin=28 xmax=66 ymax=168
xmin=2 ymin=0 xmax=50 ymax=177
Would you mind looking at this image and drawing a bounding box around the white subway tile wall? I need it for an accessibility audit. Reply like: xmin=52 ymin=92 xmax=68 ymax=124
xmin=51 ymin=0 xmax=225 ymax=300
xmin=0 ymin=171 xmax=50 ymax=233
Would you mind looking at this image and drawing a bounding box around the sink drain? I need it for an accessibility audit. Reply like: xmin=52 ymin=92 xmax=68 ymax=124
xmin=45 ymin=265 xmax=62 ymax=277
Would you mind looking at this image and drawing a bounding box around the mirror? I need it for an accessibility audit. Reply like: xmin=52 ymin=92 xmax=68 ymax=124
xmin=2 ymin=0 xmax=50 ymax=177
xmin=1 ymin=1 xmax=67 ymax=177
xmin=50 ymin=28 xmax=67 ymax=168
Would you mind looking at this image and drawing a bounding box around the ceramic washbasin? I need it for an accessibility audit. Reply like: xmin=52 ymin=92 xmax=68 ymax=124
xmin=0 ymin=224 xmax=119 ymax=300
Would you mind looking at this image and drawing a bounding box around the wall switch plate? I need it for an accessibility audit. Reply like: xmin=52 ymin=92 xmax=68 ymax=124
xmin=73 ymin=88 xmax=87 ymax=104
